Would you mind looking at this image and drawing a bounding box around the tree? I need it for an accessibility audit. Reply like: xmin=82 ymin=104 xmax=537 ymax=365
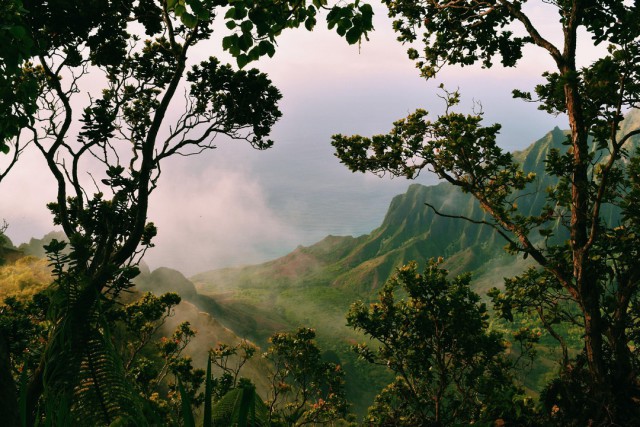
xmin=332 ymin=0 xmax=640 ymax=423
xmin=1 ymin=0 xmax=374 ymax=424
xmin=264 ymin=328 xmax=347 ymax=426
xmin=347 ymin=260 xmax=530 ymax=426
xmin=208 ymin=340 xmax=258 ymax=403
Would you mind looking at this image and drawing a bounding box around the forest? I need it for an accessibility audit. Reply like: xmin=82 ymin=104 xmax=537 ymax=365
xmin=1 ymin=0 xmax=640 ymax=425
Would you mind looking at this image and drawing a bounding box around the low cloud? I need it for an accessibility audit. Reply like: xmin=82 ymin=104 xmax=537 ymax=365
xmin=145 ymin=159 xmax=302 ymax=276
xmin=1 ymin=149 xmax=58 ymax=244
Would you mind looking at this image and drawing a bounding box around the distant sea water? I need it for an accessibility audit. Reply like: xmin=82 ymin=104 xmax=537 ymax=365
xmin=246 ymin=134 xmax=437 ymax=258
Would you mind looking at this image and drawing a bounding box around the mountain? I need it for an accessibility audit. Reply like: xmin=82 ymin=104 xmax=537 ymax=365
xmin=5 ymin=113 xmax=636 ymax=416
xmin=17 ymin=231 xmax=67 ymax=259
xmin=190 ymin=116 xmax=640 ymax=412
xmin=186 ymin=126 xmax=570 ymax=413
xmin=135 ymin=267 xmax=292 ymax=349
xmin=191 ymin=126 xmax=570 ymax=300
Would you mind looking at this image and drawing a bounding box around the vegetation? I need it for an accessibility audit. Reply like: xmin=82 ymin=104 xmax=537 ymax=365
xmin=0 ymin=0 xmax=373 ymax=425
xmin=2 ymin=0 xmax=640 ymax=425
xmin=332 ymin=0 xmax=640 ymax=423
xmin=264 ymin=328 xmax=347 ymax=426
xmin=0 ymin=247 xmax=354 ymax=426
xmin=347 ymin=260 xmax=531 ymax=425
xmin=0 ymin=256 xmax=51 ymax=300
xmin=5 ymin=118 xmax=636 ymax=424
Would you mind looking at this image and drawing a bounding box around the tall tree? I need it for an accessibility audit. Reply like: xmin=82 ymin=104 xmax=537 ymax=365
xmin=347 ymin=260 xmax=530 ymax=426
xmin=0 ymin=0 xmax=373 ymax=424
xmin=332 ymin=0 xmax=640 ymax=423
xmin=264 ymin=328 xmax=347 ymax=426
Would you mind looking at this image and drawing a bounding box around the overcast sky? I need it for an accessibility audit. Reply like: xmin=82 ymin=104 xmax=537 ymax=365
xmin=2 ymin=3 xmax=604 ymax=275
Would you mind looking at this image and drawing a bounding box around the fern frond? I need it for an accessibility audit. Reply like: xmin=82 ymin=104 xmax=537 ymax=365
xmin=75 ymin=320 xmax=146 ymax=426
xmin=212 ymin=385 xmax=269 ymax=427
xmin=43 ymin=303 xmax=145 ymax=426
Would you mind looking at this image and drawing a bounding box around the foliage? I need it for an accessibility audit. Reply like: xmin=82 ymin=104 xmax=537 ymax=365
xmin=171 ymin=328 xmax=347 ymax=427
xmin=211 ymin=379 xmax=270 ymax=427
xmin=178 ymin=377 xmax=197 ymax=427
xmin=0 ymin=0 xmax=36 ymax=172
xmin=220 ymin=0 xmax=373 ymax=68
xmin=0 ymin=291 xmax=49 ymax=426
xmin=209 ymin=340 xmax=258 ymax=403
xmin=264 ymin=327 xmax=348 ymax=426
xmin=0 ymin=0 xmax=375 ymax=423
xmin=347 ymin=260 xmax=532 ymax=426
xmin=111 ymin=292 xmax=205 ymax=425
xmin=0 ymin=254 xmax=207 ymax=426
xmin=0 ymin=256 xmax=51 ymax=301
xmin=332 ymin=0 xmax=640 ymax=423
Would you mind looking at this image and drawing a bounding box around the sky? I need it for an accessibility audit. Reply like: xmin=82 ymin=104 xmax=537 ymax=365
xmin=1 ymin=3 xmax=604 ymax=275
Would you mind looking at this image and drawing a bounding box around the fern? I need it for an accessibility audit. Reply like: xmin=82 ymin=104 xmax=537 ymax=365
xmin=39 ymin=237 xmax=147 ymax=426
xmin=42 ymin=285 xmax=145 ymax=425
xmin=72 ymin=328 xmax=141 ymax=425
xmin=212 ymin=383 xmax=269 ymax=427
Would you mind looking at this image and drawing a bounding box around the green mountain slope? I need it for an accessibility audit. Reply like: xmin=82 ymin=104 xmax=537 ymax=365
xmin=187 ymin=126 xmax=572 ymax=413
xmin=190 ymin=115 xmax=640 ymax=414
xmin=192 ymin=125 xmax=569 ymax=300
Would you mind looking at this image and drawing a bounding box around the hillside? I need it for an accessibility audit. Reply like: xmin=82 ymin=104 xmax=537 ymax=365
xmin=191 ymin=126 xmax=567 ymax=299
xmin=4 ymin=112 xmax=637 ymax=417
xmin=190 ymin=115 xmax=640 ymax=412
xmin=187 ymin=126 xmax=569 ymax=413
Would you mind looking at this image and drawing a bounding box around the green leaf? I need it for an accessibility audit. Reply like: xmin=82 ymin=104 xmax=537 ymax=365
xmin=237 ymin=33 xmax=253 ymax=51
xmin=360 ymin=3 xmax=373 ymax=16
xmin=180 ymin=12 xmax=198 ymax=28
xmin=212 ymin=385 xmax=270 ymax=427
xmin=237 ymin=54 xmax=249 ymax=69
xmin=248 ymin=46 xmax=261 ymax=61
xmin=234 ymin=5 xmax=247 ymax=19
xmin=8 ymin=25 xmax=26 ymax=39
xmin=224 ymin=7 xmax=236 ymax=19
xmin=222 ymin=35 xmax=235 ymax=51
xmin=345 ymin=27 xmax=360 ymax=45
xmin=204 ymin=354 xmax=212 ymax=427
xmin=305 ymin=17 xmax=316 ymax=31
xmin=18 ymin=369 xmax=28 ymax=427
xmin=174 ymin=3 xmax=186 ymax=16
xmin=240 ymin=20 xmax=254 ymax=33
xmin=258 ymin=40 xmax=275 ymax=57
xmin=196 ymin=9 xmax=210 ymax=20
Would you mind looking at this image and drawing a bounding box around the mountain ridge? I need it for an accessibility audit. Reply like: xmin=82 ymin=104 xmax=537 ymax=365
xmin=191 ymin=124 xmax=572 ymax=297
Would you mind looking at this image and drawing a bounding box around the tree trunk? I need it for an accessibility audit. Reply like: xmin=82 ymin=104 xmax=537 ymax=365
xmin=563 ymin=64 xmax=607 ymax=390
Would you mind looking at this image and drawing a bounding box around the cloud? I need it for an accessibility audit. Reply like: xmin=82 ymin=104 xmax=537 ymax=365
xmin=144 ymin=158 xmax=302 ymax=275
xmin=1 ymin=148 xmax=58 ymax=244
